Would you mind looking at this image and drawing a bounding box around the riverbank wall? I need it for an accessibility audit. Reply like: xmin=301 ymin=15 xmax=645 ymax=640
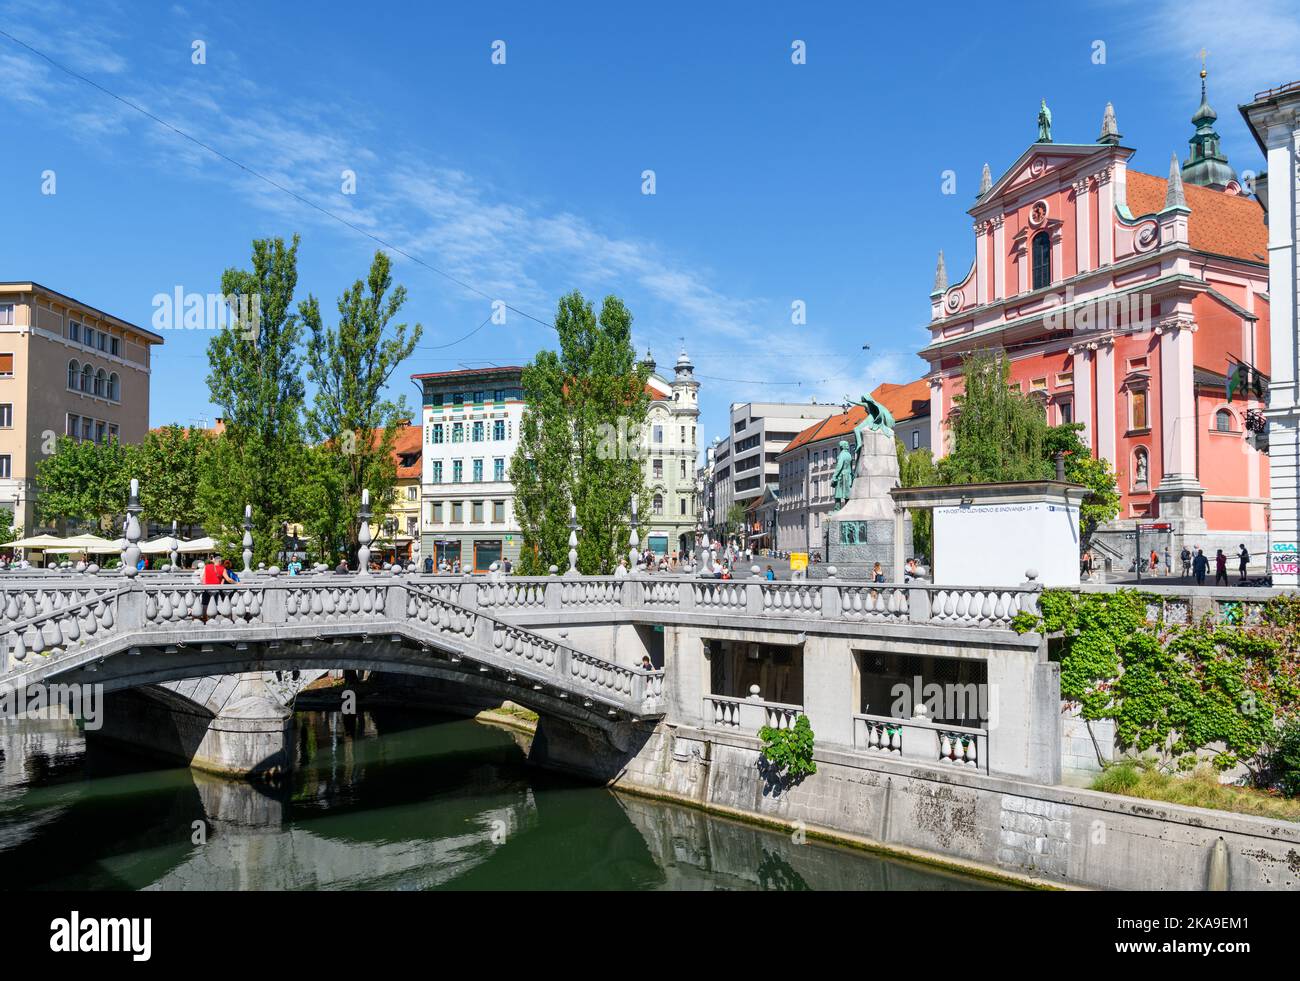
xmin=528 ymin=716 xmax=1300 ymax=891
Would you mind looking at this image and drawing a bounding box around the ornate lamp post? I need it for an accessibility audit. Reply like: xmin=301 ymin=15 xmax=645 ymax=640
xmin=242 ymin=504 xmax=253 ymax=575
xmin=168 ymin=519 xmax=180 ymax=571
xmin=565 ymin=503 xmax=580 ymax=577
xmin=121 ymin=478 xmax=142 ymax=577
xmin=357 ymin=489 xmax=373 ymax=574
xmin=628 ymin=495 xmax=640 ymax=572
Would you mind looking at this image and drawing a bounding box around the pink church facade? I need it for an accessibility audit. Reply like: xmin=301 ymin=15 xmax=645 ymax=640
xmin=921 ymin=90 xmax=1271 ymax=567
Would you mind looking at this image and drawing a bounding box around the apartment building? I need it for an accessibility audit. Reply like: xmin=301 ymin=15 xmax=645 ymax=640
xmin=413 ymin=366 xmax=525 ymax=572
xmin=0 ymin=282 xmax=162 ymax=532
xmin=710 ymin=400 xmax=842 ymax=539
xmin=640 ymin=348 xmax=700 ymax=556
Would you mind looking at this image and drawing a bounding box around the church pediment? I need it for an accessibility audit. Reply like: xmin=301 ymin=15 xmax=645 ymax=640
xmin=973 ymin=144 xmax=1127 ymax=215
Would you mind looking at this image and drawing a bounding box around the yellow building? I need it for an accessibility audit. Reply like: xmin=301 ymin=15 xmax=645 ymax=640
xmin=0 ymin=282 xmax=163 ymax=533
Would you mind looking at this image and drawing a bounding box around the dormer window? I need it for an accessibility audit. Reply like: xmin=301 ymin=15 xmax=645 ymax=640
xmin=1032 ymin=231 xmax=1052 ymax=289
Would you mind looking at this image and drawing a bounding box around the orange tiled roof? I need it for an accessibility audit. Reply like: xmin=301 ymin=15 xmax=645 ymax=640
xmin=781 ymin=379 xmax=930 ymax=455
xmin=368 ymin=421 xmax=422 ymax=480
xmin=871 ymin=378 xmax=930 ymax=424
xmin=1125 ymin=171 xmax=1267 ymax=265
xmin=782 ymin=405 xmax=866 ymax=454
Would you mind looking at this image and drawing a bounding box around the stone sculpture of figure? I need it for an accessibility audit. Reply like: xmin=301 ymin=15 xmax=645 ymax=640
xmin=845 ymin=394 xmax=896 ymax=459
xmin=1135 ymin=450 xmax=1148 ymax=488
xmin=831 ymin=439 xmax=855 ymax=509
xmin=1037 ymin=99 xmax=1053 ymax=143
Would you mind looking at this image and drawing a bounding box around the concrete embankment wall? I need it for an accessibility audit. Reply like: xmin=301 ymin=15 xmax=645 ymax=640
xmin=532 ymin=718 xmax=1300 ymax=891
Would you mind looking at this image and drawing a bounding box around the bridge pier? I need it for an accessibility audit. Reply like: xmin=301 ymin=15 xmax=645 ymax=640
xmin=91 ymin=674 xmax=294 ymax=779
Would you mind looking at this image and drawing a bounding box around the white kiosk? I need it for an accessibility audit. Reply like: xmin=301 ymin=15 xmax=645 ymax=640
xmin=891 ymin=480 xmax=1089 ymax=587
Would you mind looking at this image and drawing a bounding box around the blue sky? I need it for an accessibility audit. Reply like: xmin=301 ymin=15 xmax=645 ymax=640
xmin=2 ymin=0 xmax=1297 ymax=448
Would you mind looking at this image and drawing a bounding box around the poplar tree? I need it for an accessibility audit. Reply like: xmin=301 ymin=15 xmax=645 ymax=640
xmin=511 ymin=291 xmax=649 ymax=574
xmin=202 ymin=235 xmax=306 ymax=561
xmin=298 ymin=250 xmax=422 ymax=555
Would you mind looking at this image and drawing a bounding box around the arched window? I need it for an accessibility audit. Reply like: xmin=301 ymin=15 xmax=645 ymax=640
xmin=80 ymin=363 xmax=93 ymax=392
xmin=653 ymin=493 xmax=664 ymax=515
xmin=68 ymin=359 xmax=79 ymax=390
xmin=1215 ymin=408 xmax=1234 ymax=432
xmin=1032 ymin=231 xmax=1052 ymax=290
xmin=109 ymin=372 xmax=120 ymax=401
xmin=94 ymin=368 xmax=106 ymax=397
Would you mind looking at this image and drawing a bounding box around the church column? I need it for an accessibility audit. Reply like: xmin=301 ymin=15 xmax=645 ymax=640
xmin=929 ymin=375 xmax=945 ymax=458
xmin=1072 ymin=344 xmax=1094 ymax=450
xmin=1096 ymin=167 xmax=1114 ymax=266
xmin=1155 ymin=315 xmax=1206 ymax=529
xmin=1094 ymin=338 xmax=1116 ymax=464
xmin=1073 ymin=177 xmax=1091 ymax=274
xmin=992 ymin=215 xmax=1006 ymax=301
xmin=974 ymin=221 xmax=989 ymax=306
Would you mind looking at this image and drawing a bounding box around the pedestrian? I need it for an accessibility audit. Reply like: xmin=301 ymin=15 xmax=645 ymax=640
xmin=1214 ymin=549 xmax=1229 ymax=586
xmin=1163 ymin=546 xmax=1171 ymax=576
xmin=872 ymin=561 xmax=885 ymax=583
xmin=1149 ymin=549 xmax=1158 ymax=573
xmin=1180 ymin=545 xmax=1192 ymax=579
xmin=615 ymin=558 xmax=628 ymax=578
xmin=764 ymin=564 xmax=775 ymax=581
xmin=1238 ymin=544 xmax=1250 ymax=583
xmin=335 ymin=557 xmax=349 ymax=574
xmin=503 ymin=557 xmax=512 ymax=575
xmin=1192 ymin=548 xmax=1209 ymax=586
xmin=640 ymin=655 xmax=654 ymax=671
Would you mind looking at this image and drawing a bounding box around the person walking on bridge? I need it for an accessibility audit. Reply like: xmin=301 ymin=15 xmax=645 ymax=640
xmin=1238 ymin=544 xmax=1250 ymax=583
xmin=1214 ymin=549 xmax=1229 ymax=587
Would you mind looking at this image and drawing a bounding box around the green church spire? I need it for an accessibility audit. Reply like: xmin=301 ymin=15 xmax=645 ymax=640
xmin=1181 ymin=52 xmax=1238 ymax=191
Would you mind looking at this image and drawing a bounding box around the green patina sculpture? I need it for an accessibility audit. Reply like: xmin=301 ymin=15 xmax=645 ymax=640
xmin=1037 ymin=99 xmax=1053 ymax=143
xmin=831 ymin=439 xmax=854 ymax=508
xmin=848 ymin=393 xmax=895 ymax=457
xmin=831 ymin=395 xmax=896 ymax=510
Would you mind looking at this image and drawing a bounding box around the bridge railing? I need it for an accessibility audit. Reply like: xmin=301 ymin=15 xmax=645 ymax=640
xmin=703 ymin=693 xmax=805 ymax=732
xmin=852 ymin=712 xmax=988 ymax=772
xmin=2 ymin=578 xmax=667 ymax=721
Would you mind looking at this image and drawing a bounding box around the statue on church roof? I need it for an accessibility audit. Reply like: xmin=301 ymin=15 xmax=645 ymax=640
xmin=1037 ymin=99 xmax=1053 ymax=143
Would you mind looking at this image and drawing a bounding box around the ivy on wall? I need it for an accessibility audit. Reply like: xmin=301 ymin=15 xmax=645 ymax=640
xmin=1014 ymin=590 xmax=1300 ymax=776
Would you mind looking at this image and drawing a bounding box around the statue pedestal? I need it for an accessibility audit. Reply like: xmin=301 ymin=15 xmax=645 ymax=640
xmin=824 ymin=430 xmax=910 ymax=580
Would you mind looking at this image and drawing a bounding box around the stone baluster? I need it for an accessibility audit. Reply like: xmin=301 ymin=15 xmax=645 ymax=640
xmin=121 ymin=478 xmax=142 ymax=578
xmin=242 ymin=504 xmax=254 ymax=575
xmin=357 ymin=489 xmax=373 ymax=574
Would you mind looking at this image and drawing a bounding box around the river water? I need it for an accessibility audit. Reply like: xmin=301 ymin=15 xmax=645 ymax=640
xmin=0 ymin=709 xmax=1010 ymax=890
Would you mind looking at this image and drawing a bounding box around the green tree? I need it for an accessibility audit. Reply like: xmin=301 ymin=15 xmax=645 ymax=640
xmin=136 ymin=425 xmax=211 ymax=536
xmin=939 ymin=351 xmax=1046 ymax=483
xmin=203 ymin=235 xmax=307 ymax=562
xmin=298 ymin=250 xmax=422 ymax=557
xmin=511 ymin=349 xmax=574 ymax=574
xmin=938 ymin=350 xmax=1118 ymax=547
xmin=294 ymin=444 xmax=351 ymax=565
xmin=35 ymin=437 xmax=132 ymax=532
xmin=725 ymin=502 xmax=746 ymax=541
xmin=896 ymin=442 xmax=939 ymax=559
xmin=511 ymin=291 xmax=648 ymax=574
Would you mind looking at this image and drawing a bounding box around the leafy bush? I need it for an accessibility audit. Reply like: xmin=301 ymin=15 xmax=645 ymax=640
xmin=759 ymin=714 xmax=817 ymax=780
xmin=1265 ymin=719 xmax=1300 ymax=799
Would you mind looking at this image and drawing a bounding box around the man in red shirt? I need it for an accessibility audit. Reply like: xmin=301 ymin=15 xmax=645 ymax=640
xmin=201 ymin=557 xmax=232 ymax=620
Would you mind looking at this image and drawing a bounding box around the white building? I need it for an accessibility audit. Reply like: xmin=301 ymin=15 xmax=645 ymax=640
xmin=413 ymin=366 xmax=526 ymax=572
xmin=640 ymin=349 xmax=700 ymax=557
xmin=711 ymin=400 xmax=842 ymax=540
xmin=1242 ymin=82 xmax=1300 ymax=586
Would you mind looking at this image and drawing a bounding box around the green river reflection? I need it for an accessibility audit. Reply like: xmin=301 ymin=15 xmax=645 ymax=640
xmin=0 ymin=710 xmax=1012 ymax=890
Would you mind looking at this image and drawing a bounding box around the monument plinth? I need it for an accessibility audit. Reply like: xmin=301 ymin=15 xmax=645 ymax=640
xmin=822 ymin=397 xmax=910 ymax=580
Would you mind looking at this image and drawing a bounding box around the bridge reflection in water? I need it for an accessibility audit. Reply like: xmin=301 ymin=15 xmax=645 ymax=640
xmin=0 ymin=710 xmax=1010 ymax=891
